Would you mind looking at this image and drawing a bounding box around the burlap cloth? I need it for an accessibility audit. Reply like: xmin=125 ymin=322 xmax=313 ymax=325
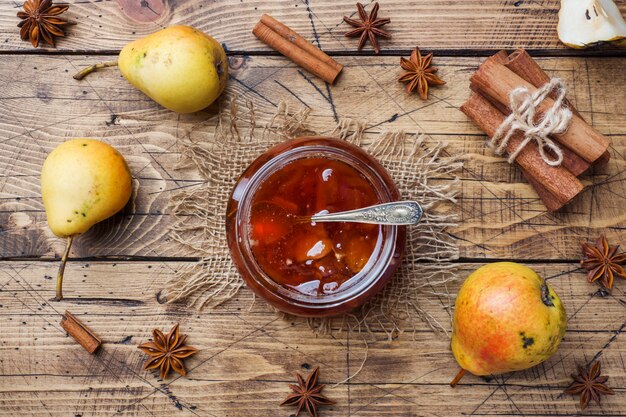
xmin=161 ymin=100 xmax=461 ymax=337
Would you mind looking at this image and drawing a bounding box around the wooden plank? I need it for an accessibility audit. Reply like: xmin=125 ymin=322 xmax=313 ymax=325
xmin=2 ymin=0 xmax=626 ymax=54
xmin=0 ymin=54 xmax=624 ymax=260
xmin=0 ymin=261 xmax=624 ymax=415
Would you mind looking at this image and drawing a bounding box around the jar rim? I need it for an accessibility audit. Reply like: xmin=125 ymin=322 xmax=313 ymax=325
xmin=228 ymin=137 xmax=404 ymax=312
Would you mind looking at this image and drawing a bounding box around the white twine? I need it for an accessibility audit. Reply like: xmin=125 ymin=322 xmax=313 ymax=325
xmin=490 ymin=78 xmax=572 ymax=167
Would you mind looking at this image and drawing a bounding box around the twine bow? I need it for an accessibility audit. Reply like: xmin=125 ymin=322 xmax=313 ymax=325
xmin=490 ymin=78 xmax=572 ymax=167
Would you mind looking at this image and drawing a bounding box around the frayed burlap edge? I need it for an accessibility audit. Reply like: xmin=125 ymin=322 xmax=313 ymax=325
xmin=162 ymin=99 xmax=461 ymax=337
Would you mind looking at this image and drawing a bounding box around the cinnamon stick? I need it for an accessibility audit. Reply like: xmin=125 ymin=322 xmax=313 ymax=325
xmin=461 ymin=93 xmax=584 ymax=211
xmin=489 ymin=50 xmax=509 ymax=65
xmin=469 ymin=81 xmax=589 ymax=177
xmin=252 ymin=15 xmax=343 ymax=84
xmin=482 ymin=50 xmax=590 ymax=175
xmin=466 ymin=52 xmax=573 ymax=209
xmin=259 ymin=14 xmax=343 ymax=73
xmin=470 ymin=58 xmax=610 ymax=164
xmin=504 ymin=49 xmax=581 ymax=118
xmin=503 ymin=49 xmax=610 ymax=167
xmin=61 ymin=311 xmax=101 ymax=354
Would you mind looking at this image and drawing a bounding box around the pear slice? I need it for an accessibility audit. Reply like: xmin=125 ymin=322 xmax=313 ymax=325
xmin=558 ymin=0 xmax=626 ymax=48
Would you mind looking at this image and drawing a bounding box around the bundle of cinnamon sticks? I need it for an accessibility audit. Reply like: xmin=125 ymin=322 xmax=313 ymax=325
xmin=461 ymin=49 xmax=611 ymax=212
xmin=253 ymin=14 xmax=343 ymax=84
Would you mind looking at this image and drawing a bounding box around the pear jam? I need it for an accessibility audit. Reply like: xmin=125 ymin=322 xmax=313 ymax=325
xmin=227 ymin=137 xmax=405 ymax=317
xmin=248 ymin=157 xmax=383 ymax=296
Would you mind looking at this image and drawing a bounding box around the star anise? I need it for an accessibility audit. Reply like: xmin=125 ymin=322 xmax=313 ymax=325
xmin=399 ymin=47 xmax=446 ymax=100
xmin=343 ymin=2 xmax=391 ymax=54
xmin=280 ymin=366 xmax=335 ymax=417
xmin=17 ymin=0 xmax=70 ymax=48
xmin=581 ymin=234 xmax=626 ymax=290
xmin=138 ymin=323 xmax=199 ymax=380
xmin=564 ymin=361 xmax=614 ymax=410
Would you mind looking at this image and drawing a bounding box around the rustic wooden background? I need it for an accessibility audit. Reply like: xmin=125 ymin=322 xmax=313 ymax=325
xmin=0 ymin=1 xmax=625 ymax=416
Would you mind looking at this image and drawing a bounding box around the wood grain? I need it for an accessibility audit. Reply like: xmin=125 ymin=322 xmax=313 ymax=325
xmin=1 ymin=0 xmax=626 ymax=54
xmin=1 ymin=1 xmax=625 ymax=415
xmin=0 ymin=261 xmax=624 ymax=416
xmin=0 ymin=55 xmax=624 ymax=260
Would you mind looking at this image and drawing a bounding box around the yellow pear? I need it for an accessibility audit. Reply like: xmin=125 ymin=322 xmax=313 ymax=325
xmin=41 ymin=139 xmax=132 ymax=300
xmin=450 ymin=262 xmax=566 ymax=386
xmin=74 ymin=26 xmax=228 ymax=113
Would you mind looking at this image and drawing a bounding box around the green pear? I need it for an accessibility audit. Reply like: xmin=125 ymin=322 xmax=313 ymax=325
xmin=73 ymin=25 xmax=228 ymax=113
xmin=41 ymin=139 xmax=132 ymax=300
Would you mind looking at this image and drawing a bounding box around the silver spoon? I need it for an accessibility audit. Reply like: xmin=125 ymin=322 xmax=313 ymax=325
xmin=309 ymin=201 xmax=423 ymax=226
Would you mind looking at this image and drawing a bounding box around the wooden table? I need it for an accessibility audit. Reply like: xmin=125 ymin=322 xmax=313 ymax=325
xmin=1 ymin=1 xmax=625 ymax=416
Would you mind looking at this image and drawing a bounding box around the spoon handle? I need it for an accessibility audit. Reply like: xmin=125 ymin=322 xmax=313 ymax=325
xmin=310 ymin=201 xmax=423 ymax=226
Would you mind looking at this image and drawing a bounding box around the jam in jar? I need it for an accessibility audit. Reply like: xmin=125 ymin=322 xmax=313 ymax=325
xmin=226 ymin=137 xmax=405 ymax=317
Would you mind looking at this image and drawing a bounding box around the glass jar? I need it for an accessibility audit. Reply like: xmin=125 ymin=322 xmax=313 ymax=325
xmin=226 ymin=137 xmax=405 ymax=317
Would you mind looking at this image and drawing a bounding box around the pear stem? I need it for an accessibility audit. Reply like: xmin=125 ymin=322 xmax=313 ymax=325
xmin=54 ymin=236 xmax=74 ymax=301
xmin=73 ymin=60 xmax=119 ymax=80
xmin=450 ymin=368 xmax=466 ymax=387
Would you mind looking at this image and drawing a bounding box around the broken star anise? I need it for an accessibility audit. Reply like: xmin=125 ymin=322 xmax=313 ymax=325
xmin=581 ymin=234 xmax=626 ymax=290
xmin=138 ymin=323 xmax=199 ymax=380
xmin=17 ymin=0 xmax=70 ymax=48
xmin=280 ymin=366 xmax=335 ymax=417
xmin=343 ymin=2 xmax=391 ymax=54
xmin=399 ymin=47 xmax=445 ymax=100
xmin=564 ymin=361 xmax=614 ymax=410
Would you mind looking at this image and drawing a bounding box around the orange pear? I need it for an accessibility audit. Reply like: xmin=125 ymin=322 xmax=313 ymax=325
xmin=450 ymin=262 xmax=567 ymax=385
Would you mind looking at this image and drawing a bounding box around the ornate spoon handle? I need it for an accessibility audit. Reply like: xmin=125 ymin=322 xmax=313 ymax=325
xmin=310 ymin=201 xmax=423 ymax=226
